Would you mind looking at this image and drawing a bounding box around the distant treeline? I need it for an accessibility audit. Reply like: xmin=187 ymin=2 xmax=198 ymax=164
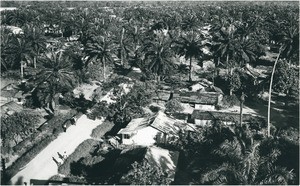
xmin=1 ymin=1 xmax=298 ymax=8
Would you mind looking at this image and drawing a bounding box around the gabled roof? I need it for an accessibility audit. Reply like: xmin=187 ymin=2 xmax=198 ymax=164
xmin=1 ymin=101 xmax=23 ymax=115
xmin=191 ymin=110 xmax=259 ymax=122
xmin=180 ymin=91 xmax=221 ymax=105
xmin=1 ymin=83 xmax=19 ymax=98
xmin=118 ymin=111 xmax=179 ymax=135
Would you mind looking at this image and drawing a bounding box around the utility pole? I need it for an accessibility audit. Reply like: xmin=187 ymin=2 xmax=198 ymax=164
xmin=240 ymin=92 xmax=245 ymax=127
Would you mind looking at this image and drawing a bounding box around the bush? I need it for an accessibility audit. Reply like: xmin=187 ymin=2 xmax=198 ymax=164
xmin=87 ymin=101 xmax=113 ymax=120
xmin=2 ymin=110 xmax=79 ymax=184
xmin=220 ymin=95 xmax=240 ymax=109
xmin=90 ymin=120 xmax=114 ymax=139
xmin=165 ymin=99 xmax=184 ymax=114
xmin=3 ymin=135 xmax=54 ymax=184
xmin=58 ymin=139 xmax=99 ymax=175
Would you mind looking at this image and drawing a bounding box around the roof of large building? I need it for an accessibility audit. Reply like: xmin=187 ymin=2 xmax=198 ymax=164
xmin=118 ymin=111 xmax=180 ymax=135
xmin=191 ymin=110 xmax=261 ymax=122
xmin=180 ymin=91 xmax=221 ymax=105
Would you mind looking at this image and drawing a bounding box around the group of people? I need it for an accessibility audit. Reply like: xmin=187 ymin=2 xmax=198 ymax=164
xmin=52 ymin=151 xmax=67 ymax=166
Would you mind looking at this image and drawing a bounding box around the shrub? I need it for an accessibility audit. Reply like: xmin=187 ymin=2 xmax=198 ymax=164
xmin=58 ymin=139 xmax=99 ymax=175
xmin=165 ymin=99 xmax=184 ymax=113
xmin=87 ymin=101 xmax=112 ymax=120
xmin=1 ymin=110 xmax=41 ymax=147
xmin=4 ymin=135 xmax=54 ymax=184
xmin=90 ymin=120 xmax=114 ymax=139
xmin=2 ymin=110 xmax=79 ymax=184
xmin=220 ymin=95 xmax=240 ymax=109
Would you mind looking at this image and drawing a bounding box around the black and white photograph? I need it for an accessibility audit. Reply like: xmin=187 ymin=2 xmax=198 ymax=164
xmin=0 ymin=0 xmax=299 ymax=185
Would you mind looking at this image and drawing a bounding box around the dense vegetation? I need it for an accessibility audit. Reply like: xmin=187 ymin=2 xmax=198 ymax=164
xmin=0 ymin=1 xmax=299 ymax=185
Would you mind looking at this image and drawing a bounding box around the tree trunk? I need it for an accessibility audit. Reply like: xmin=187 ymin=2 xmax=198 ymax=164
xmin=189 ymin=57 xmax=192 ymax=82
xmin=240 ymin=100 xmax=243 ymax=127
xmin=120 ymin=27 xmax=125 ymax=66
xmin=20 ymin=61 xmax=24 ymax=79
xmin=103 ymin=59 xmax=106 ymax=81
xmin=267 ymin=51 xmax=281 ymax=137
xmin=226 ymin=54 xmax=229 ymax=74
xmin=34 ymin=56 xmax=37 ymax=69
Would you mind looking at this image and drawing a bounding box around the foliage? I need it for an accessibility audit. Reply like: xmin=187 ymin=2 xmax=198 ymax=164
xmin=58 ymin=139 xmax=100 ymax=175
xmin=87 ymin=101 xmax=113 ymax=120
xmin=122 ymin=160 xmax=171 ymax=185
xmin=1 ymin=111 xmax=41 ymax=146
xmin=220 ymin=94 xmax=240 ymax=108
xmin=90 ymin=120 xmax=114 ymax=139
xmin=165 ymin=98 xmax=184 ymax=114
xmin=273 ymin=60 xmax=299 ymax=94
xmin=225 ymin=71 xmax=242 ymax=95
xmin=3 ymin=135 xmax=54 ymax=184
xmin=172 ymin=123 xmax=298 ymax=185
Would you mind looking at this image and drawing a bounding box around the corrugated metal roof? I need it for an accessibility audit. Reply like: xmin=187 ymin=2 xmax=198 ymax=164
xmin=191 ymin=110 xmax=258 ymax=122
xmin=118 ymin=111 xmax=179 ymax=135
xmin=1 ymin=101 xmax=23 ymax=114
xmin=180 ymin=92 xmax=220 ymax=105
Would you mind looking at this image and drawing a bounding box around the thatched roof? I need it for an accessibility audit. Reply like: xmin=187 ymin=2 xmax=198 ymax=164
xmin=191 ymin=110 xmax=259 ymax=122
xmin=180 ymin=91 xmax=221 ymax=105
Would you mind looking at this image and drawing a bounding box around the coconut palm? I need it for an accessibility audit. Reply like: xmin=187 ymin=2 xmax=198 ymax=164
xmin=173 ymin=32 xmax=206 ymax=82
xmin=23 ymin=25 xmax=47 ymax=68
xmin=5 ymin=35 xmax=33 ymax=78
xmin=84 ymin=34 xmax=117 ymax=81
xmin=30 ymin=50 xmax=76 ymax=115
xmin=267 ymin=23 xmax=299 ymax=137
xmin=200 ymin=124 xmax=295 ymax=185
xmin=143 ymin=31 xmax=175 ymax=83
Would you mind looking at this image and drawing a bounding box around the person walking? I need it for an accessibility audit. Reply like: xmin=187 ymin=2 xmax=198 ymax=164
xmin=62 ymin=124 xmax=67 ymax=132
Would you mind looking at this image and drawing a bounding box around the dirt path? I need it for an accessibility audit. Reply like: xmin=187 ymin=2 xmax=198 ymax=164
xmin=10 ymin=115 xmax=104 ymax=185
xmin=10 ymin=86 xmax=120 ymax=185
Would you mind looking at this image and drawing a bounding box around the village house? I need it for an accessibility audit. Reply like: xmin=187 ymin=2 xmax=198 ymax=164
xmin=191 ymin=110 xmax=260 ymax=126
xmin=117 ymin=111 xmax=181 ymax=146
xmin=0 ymin=101 xmax=23 ymax=118
xmin=0 ymin=83 xmax=26 ymax=106
xmin=179 ymin=91 xmax=223 ymax=110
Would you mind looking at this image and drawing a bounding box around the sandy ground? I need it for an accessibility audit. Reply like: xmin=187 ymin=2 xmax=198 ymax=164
xmin=10 ymin=85 xmax=121 ymax=185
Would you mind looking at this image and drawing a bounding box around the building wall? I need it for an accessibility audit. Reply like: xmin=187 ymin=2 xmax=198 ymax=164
xmin=195 ymin=104 xmax=215 ymax=110
xmin=194 ymin=119 xmax=212 ymax=127
xmin=122 ymin=127 xmax=159 ymax=146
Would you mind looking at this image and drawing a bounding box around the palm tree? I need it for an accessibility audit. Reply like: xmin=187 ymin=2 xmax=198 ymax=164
xmin=173 ymin=32 xmax=205 ymax=82
xmin=212 ymin=24 xmax=238 ymax=76
xmin=24 ymin=25 xmax=47 ymax=68
xmin=30 ymin=50 xmax=76 ymax=115
xmin=267 ymin=23 xmax=299 ymax=137
xmin=84 ymin=34 xmax=117 ymax=81
xmin=6 ymin=35 xmax=33 ymax=78
xmin=143 ymin=31 xmax=175 ymax=83
xmin=200 ymin=124 xmax=295 ymax=185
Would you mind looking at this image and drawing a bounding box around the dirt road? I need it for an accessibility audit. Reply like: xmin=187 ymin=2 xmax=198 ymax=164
xmin=10 ymin=115 xmax=104 ymax=185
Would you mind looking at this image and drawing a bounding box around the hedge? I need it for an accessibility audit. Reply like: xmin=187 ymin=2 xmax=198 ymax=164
xmin=3 ymin=135 xmax=54 ymax=184
xmin=2 ymin=110 xmax=79 ymax=184
xmin=90 ymin=120 xmax=114 ymax=140
xmin=58 ymin=139 xmax=99 ymax=175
